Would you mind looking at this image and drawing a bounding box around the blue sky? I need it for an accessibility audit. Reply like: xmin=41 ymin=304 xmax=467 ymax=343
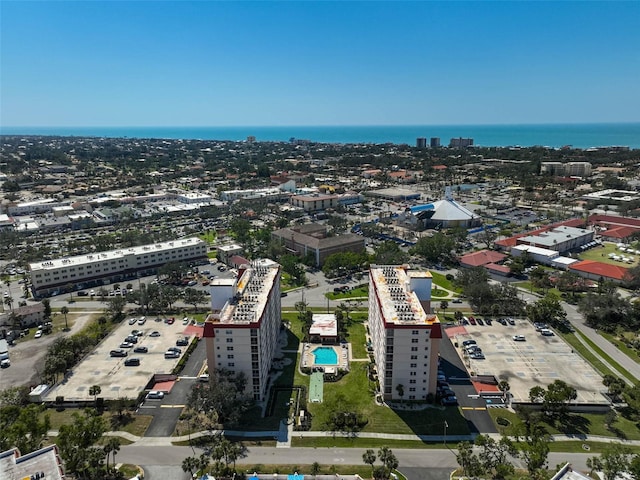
xmin=1 ymin=1 xmax=639 ymax=126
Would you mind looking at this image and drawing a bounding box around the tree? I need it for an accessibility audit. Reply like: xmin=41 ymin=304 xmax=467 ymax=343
xmin=474 ymin=434 xmax=517 ymax=480
xmin=363 ymin=449 xmax=377 ymax=475
xmin=526 ymin=293 xmax=566 ymax=328
xmin=102 ymin=437 xmax=120 ymax=472
xmin=373 ymin=241 xmax=408 ymax=265
xmin=395 ymin=384 xmax=405 ymax=403
xmin=58 ymin=408 xmax=108 ymax=479
xmin=42 ymin=298 xmax=52 ymax=319
xmin=0 ymin=403 xmax=51 ymax=453
xmin=440 ymin=300 xmax=448 ymax=319
xmin=183 ymin=288 xmax=208 ymax=312
xmin=3 ymin=295 xmax=14 ymax=311
xmin=377 ymin=446 xmax=399 ymax=480
xmin=60 ymin=306 xmax=70 ymax=330
xmin=587 ymin=443 xmax=632 ymax=480
xmin=310 ymin=461 xmax=321 ymax=477
xmin=455 ymin=441 xmax=484 ymax=478
xmin=410 ymin=232 xmax=456 ymax=264
xmin=603 ymin=374 xmax=627 ymax=401
xmin=105 ymin=296 xmax=126 ymax=321
xmin=89 ymin=385 xmax=101 ymax=407
xmin=187 ymin=369 xmax=252 ymax=428
xmin=182 ymin=456 xmax=199 ymax=478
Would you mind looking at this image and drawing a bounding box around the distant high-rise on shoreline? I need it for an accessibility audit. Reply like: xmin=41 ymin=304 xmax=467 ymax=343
xmin=449 ymin=137 xmax=474 ymax=148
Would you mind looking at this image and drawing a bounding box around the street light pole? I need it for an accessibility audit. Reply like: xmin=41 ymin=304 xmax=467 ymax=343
xmin=444 ymin=420 xmax=448 ymax=446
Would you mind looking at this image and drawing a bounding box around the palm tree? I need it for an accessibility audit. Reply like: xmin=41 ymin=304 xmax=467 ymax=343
xmin=89 ymin=385 xmax=101 ymax=407
xmin=60 ymin=306 xmax=69 ymax=330
xmin=440 ymin=300 xmax=449 ymax=319
xmin=3 ymin=296 xmax=14 ymax=312
xmin=363 ymin=449 xmax=376 ymax=475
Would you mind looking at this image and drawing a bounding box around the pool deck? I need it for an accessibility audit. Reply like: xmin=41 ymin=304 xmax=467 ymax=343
xmin=302 ymin=343 xmax=350 ymax=371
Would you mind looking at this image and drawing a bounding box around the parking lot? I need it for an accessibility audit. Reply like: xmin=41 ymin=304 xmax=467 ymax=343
xmin=449 ymin=318 xmax=607 ymax=404
xmin=44 ymin=316 xmax=202 ymax=402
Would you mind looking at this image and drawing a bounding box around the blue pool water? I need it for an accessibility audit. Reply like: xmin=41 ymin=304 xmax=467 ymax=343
xmin=312 ymin=347 xmax=338 ymax=365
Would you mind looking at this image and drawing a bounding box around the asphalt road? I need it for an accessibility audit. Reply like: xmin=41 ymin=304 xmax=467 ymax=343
xmin=438 ymin=330 xmax=498 ymax=435
xmin=117 ymin=445 xmax=594 ymax=474
xmin=141 ymin=339 xmax=207 ymax=437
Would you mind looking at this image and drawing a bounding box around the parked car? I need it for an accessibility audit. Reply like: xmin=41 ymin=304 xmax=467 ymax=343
xmin=513 ymin=335 xmax=526 ymax=341
xmin=133 ymin=346 xmax=148 ymax=353
xmin=150 ymin=331 xmax=161 ymax=337
xmin=131 ymin=330 xmax=143 ymax=337
xmin=476 ymin=318 xmax=484 ymax=326
xmin=1 ymin=359 xmax=11 ymax=368
xmin=34 ymin=331 xmax=43 ymax=339
xmin=124 ymin=358 xmax=141 ymax=366
xmin=125 ymin=335 xmax=138 ymax=344
xmin=441 ymin=396 xmax=458 ymax=406
xmin=469 ymin=317 xmax=477 ymax=325
xmin=164 ymin=351 xmax=180 ymax=359
xmin=176 ymin=337 xmax=189 ymax=347
xmin=497 ymin=318 xmax=508 ymax=326
xmin=485 ymin=318 xmax=492 ymax=326
xmin=507 ymin=318 xmax=516 ymax=326
xmin=452 ymin=298 xmax=463 ymax=304
xmin=167 ymin=347 xmax=182 ymax=354
xmin=137 ymin=317 xmax=147 ymax=326
xmin=146 ymin=390 xmax=164 ymax=400
xmin=540 ymin=329 xmax=555 ymax=336
xmin=119 ymin=342 xmax=134 ymax=349
xmin=165 ymin=317 xmax=175 ymax=325
xmin=110 ymin=349 xmax=128 ymax=357
xmin=128 ymin=318 xmax=138 ymax=325
xmin=470 ymin=352 xmax=485 ymax=360
xmin=462 ymin=340 xmax=477 ymax=346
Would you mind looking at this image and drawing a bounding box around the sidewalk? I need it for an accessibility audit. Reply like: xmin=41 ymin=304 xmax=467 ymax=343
xmin=46 ymin=429 xmax=640 ymax=448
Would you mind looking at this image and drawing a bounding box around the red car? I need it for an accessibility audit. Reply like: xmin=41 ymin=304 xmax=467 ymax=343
xmin=165 ymin=317 xmax=175 ymax=325
xmin=468 ymin=316 xmax=477 ymax=325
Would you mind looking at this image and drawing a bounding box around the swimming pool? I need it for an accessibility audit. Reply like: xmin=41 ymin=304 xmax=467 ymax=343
xmin=312 ymin=346 xmax=338 ymax=365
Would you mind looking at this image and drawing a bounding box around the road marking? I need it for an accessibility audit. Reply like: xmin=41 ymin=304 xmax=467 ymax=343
xmin=461 ymin=407 xmax=487 ymax=411
xmin=161 ymin=404 xmax=186 ymax=408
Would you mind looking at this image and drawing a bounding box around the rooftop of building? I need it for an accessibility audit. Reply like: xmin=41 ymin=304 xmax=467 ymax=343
xmin=0 ymin=446 xmax=65 ymax=480
xmin=210 ymin=259 xmax=280 ymax=326
xmin=519 ymin=225 xmax=592 ymax=248
xmin=370 ymin=265 xmax=438 ymax=327
xmin=29 ymin=237 xmax=205 ymax=271
xmin=459 ymin=249 xmax=507 ymax=267
xmin=569 ymin=259 xmax=630 ymax=281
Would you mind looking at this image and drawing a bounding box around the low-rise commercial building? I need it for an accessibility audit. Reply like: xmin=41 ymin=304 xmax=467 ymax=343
xmin=271 ymin=224 xmax=365 ymax=267
xmin=29 ymin=237 xmax=207 ymax=297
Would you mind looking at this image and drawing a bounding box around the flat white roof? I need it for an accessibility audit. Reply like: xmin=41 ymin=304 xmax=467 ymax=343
xmin=552 ymin=257 xmax=579 ymax=266
xmin=512 ymin=244 xmax=559 ymax=257
xmin=29 ymin=237 xmax=205 ymax=271
xmin=309 ymin=314 xmax=338 ymax=336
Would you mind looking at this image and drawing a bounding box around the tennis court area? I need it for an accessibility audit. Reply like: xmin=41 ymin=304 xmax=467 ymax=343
xmin=309 ymin=372 xmax=324 ymax=403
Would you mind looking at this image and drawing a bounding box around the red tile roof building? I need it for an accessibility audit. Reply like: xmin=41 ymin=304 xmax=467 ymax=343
xmin=569 ymin=260 xmax=630 ymax=283
xmin=459 ymin=250 xmax=507 ymax=267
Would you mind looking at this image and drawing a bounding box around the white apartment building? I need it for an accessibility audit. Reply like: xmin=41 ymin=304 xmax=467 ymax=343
xmin=368 ymin=265 xmax=442 ymax=401
xmin=29 ymin=237 xmax=207 ymax=297
xmin=203 ymin=259 xmax=281 ymax=401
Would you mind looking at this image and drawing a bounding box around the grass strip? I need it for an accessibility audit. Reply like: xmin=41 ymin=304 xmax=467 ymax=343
xmin=575 ymin=331 xmax=637 ymax=385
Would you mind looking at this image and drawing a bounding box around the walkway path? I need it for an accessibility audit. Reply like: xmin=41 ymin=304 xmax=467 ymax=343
xmin=47 ymin=428 xmax=640 ymax=448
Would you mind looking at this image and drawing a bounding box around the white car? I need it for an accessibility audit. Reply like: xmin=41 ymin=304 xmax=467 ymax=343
xmin=512 ymin=335 xmax=526 ymax=341
xmin=34 ymin=330 xmax=43 ymax=339
xmin=146 ymin=390 xmax=164 ymax=400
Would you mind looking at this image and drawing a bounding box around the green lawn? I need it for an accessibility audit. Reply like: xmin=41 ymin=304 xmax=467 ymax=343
xmin=42 ymin=408 xmax=153 ymax=437
xmin=307 ymin=362 xmax=469 ymax=436
xmin=431 ymin=288 xmax=448 ymax=298
xmin=577 ymin=242 xmax=639 ymax=268
xmin=325 ymin=285 xmax=369 ymax=300
xmin=489 ymin=409 xmax=640 ymax=441
xmin=599 ymin=330 xmax=640 ymax=365
xmin=348 ymin=322 xmax=368 ymax=359
xmin=430 ymin=271 xmax=460 ymax=292
xmin=560 ymin=331 xmax=637 ymax=385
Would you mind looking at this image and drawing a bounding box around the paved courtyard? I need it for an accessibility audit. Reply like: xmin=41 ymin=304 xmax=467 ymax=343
xmin=448 ymin=318 xmax=607 ymax=404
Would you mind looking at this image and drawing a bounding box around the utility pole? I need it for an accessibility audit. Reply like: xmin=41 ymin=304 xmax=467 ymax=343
xmin=443 ymin=420 xmax=448 ymax=446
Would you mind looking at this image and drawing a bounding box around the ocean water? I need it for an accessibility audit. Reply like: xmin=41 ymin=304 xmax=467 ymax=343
xmin=1 ymin=123 xmax=639 ymax=149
